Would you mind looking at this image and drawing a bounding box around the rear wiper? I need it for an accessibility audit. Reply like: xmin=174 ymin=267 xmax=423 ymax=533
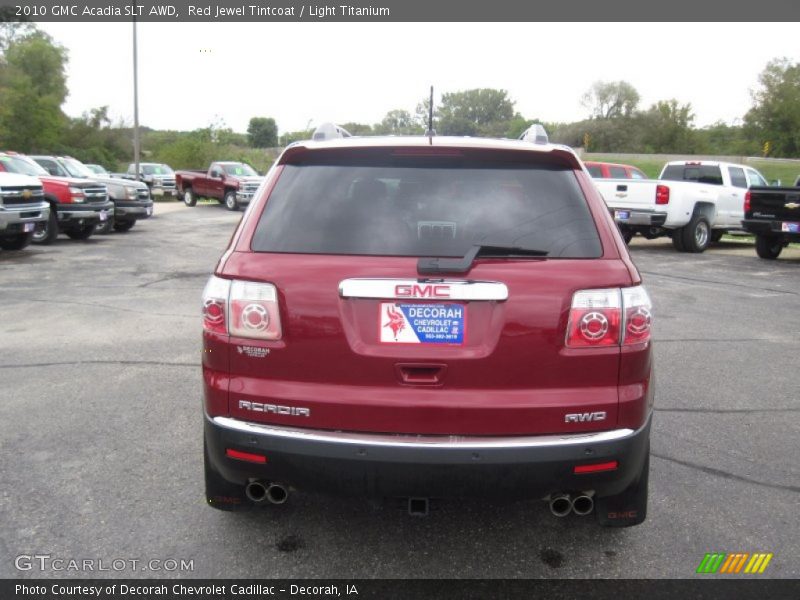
xmin=417 ymin=244 xmax=548 ymax=275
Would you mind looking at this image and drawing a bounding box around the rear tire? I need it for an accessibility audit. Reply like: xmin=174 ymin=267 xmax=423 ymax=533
xmin=65 ymin=223 xmax=96 ymax=240
xmin=671 ymin=229 xmax=685 ymax=252
xmin=183 ymin=187 xmax=197 ymax=207
xmin=596 ymin=449 xmax=649 ymax=528
xmin=680 ymin=214 xmax=711 ymax=253
xmin=32 ymin=208 xmax=58 ymax=245
xmin=113 ymin=220 xmax=135 ymax=232
xmin=0 ymin=232 xmax=33 ymax=251
xmin=204 ymin=439 xmax=250 ymax=511
xmin=755 ymin=234 xmax=783 ymax=260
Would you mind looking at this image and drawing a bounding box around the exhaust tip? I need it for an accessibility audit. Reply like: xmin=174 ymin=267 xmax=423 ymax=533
xmin=245 ymin=481 xmax=269 ymax=504
xmin=549 ymin=494 xmax=572 ymax=517
xmin=266 ymin=483 xmax=289 ymax=505
xmin=572 ymin=494 xmax=594 ymax=516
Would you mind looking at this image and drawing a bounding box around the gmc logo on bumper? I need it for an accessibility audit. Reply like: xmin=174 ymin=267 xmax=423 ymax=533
xmin=565 ymin=411 xmax=607 ymax=423
xmin=239 ymin=400 xmax=310 ymax=417
xmin=395 ymin=284 xmax=451 ymax=298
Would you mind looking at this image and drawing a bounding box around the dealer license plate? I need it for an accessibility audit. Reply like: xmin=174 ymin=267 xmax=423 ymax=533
xmin=615 ymin=210 xmax=630 ymax=221
xmin=146 ymin=206 xmax=153 ymax=216
xmin=781 ymin=221 xmax=799 ymax=233
xmin=98 ymin=210 xmax=109 ymax=222
xmin=380 ymin=303 xmax=465 ymax=345
xmin=23 ymin=222 xmax=35 ymax=232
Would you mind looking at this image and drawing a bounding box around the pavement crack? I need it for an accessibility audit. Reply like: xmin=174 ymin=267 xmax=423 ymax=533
xmin=651 ymin=452 xmax=800 ymax=493
xmin=0 ymin=360 xmax=200 ymax=370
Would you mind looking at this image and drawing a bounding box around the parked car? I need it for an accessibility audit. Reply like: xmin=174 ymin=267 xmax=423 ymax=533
xmin=31 ymin=156 xmax=153 ymax=234
xmin=176 ymin=162 xmax=263 ymax=210
xmin=593 ymin=160 xmax=770 ymax=252
xmin=585 ymin=161 xmax=647 ymax=180
xmin=742 ymin=184 xmax=800 ymax=259
xmin=0 ymin=152 xmax=112 ymax=244
xmin=201 ymin=125 xmax=654 ymax=527
xmin=124 ymin=163 xmax=177 ymax=198
xmin=0 ymin=171 xmax=50 ymax=251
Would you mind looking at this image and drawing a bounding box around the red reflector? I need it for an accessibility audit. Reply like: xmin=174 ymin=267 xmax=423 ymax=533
xmin=226 ymin=448 xmax=267 ymax=464
xmin=574 ymin=460 xmax=618 ymax=474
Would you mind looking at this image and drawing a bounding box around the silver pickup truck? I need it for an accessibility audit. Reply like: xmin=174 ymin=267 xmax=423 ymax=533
xmin=0 ymin=172 xmax=50 ymax=251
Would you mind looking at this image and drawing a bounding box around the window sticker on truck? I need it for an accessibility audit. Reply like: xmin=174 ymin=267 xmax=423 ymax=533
xmin=380 ymin=303 xmax=465 ymax=344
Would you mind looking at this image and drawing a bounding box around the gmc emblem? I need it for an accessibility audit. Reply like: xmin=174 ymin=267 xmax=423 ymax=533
xmin=565 ymin=411 xmax=607 ymax=423
xmin=395 ymin=284 xmax=451 ymax=298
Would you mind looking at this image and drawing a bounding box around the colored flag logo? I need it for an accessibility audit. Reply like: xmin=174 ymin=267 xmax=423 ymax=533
xmin=696 ymin=552 xmax=773 ymax=574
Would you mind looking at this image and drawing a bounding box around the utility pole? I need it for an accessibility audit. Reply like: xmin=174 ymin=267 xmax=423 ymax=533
xmin=132 ymin=15 xmax=141 ymax=180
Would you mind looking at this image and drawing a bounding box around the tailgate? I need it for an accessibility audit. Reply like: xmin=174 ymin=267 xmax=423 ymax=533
xmin=222 ymin=253 xmax=633 ymax=436
xmin=594 ymin=180 xmax=657 ymax=209
xmin=749 ymin=187 xmax=800 ymax=224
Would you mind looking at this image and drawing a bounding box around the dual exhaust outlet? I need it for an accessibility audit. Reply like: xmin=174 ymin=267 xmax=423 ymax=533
xmin=245 ymin=480 xmax=289 ymax=505
xmin=549 ymin=492 xmax=594 ymax=517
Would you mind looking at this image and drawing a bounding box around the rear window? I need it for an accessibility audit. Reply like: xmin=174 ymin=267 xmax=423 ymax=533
xmin=661 ymin=164 xmax=723 ymax=185
xmin=609 ymin=166 xmax=627 ymax=178
xmin=586 ymin=164 xmax=603 ymax=177
xmin=251 ymin=152 xmax=602 ymax=258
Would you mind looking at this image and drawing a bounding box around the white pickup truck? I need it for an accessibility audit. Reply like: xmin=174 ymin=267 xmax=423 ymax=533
xmin=592 ymin=160 xmax=770 ymax=253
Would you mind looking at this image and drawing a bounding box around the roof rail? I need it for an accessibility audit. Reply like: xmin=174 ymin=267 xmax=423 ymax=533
xmin=312 ymin=123 xmax=352 ymax=141
xmin=519 ymin=124 xmax=549 ymax=145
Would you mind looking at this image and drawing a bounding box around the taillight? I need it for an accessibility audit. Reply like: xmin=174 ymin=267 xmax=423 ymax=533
xmin=566 ymin=286 xmax=652 ymax=348
xmin=744 ymin=190 xmax=751 ymax=214
xmin=202 ymin=276 xmax=230 ymax=335
xmin=655 ymin=185 xmax=670 ymax=205
xmin=201 ymin=276 xmax=282 ymax=340
xmin=229 ymin=280 xmax=282 ymax=340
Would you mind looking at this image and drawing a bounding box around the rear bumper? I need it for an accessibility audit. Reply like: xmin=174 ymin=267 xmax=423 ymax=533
xmin=205 ymin=412 xmax=652 ymax=500
xmin=610 ymin=208 xmax=668 ymax=227
xmin=742 ymin=219 xmax=800 ymax=242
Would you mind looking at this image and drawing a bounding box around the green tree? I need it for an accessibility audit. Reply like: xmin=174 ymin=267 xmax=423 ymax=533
xmin=639 ymin=99 xmax=695 ymax=153
xmin=436 ymin=88 xmax=516 ymax=137
xmin=247 ymin=117 xmax=278 ymax=148
xmin=0 ymin=31 xmax=68 ymax=151
xmin=374 ymin=109 xmax=423 ymax=135
xmin=581 ymin=81 xmax=640 ymax=120
xmin=340 ymin=122 xmax=373 ymax=136
xmin=744 ymin=58 xmax=800 ymax=157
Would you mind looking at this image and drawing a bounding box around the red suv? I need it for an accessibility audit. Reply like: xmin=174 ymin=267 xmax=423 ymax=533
xmin=201 ymin=127 xmax=654 ymax=527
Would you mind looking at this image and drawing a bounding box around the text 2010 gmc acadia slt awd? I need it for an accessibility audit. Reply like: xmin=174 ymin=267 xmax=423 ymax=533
xmin=201 ymin=126 xmax=654 ymax=527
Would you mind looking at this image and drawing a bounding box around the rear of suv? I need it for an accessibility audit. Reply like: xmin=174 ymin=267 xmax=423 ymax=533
xmin=202 ymin=127 xmax=654 ymax=527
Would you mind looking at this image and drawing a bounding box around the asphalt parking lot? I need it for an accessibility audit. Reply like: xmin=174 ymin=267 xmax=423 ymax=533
xmin=1 ymin=203 xmax=798 ymax=579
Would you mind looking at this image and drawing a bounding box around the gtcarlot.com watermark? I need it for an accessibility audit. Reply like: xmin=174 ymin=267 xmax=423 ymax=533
xmin=14 ymin=554 xmax=194 ymax=573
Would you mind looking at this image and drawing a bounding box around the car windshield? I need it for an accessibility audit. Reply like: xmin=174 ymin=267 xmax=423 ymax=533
xmin=252 ymin=153 xmax=601 ymax=258
xmin=86 ymin=165 xmax=108 ymax=175
xmin=143 ymin=164 xmax=174 ymax=175
xmin=222 ymin=163 xmax=257 ymax=176
xmin=61 ymin=158 xmax=94 ymax=178
xmin=0 ymin=155 xmax=49 ymax=176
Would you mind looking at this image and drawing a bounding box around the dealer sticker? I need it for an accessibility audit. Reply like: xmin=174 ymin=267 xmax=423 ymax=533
xmin=380 ymin=303 xmax=465 ymax=344
xmin=781 ymin=222 xmax=799 ymax=233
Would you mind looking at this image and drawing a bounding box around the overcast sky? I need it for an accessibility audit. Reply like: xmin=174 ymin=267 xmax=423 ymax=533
xmin=39 ymin=22 xmax=799 ymax=134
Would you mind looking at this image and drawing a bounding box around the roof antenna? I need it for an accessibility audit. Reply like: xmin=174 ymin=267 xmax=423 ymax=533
xmin=424 ymin=85 xmax=436 ymax=143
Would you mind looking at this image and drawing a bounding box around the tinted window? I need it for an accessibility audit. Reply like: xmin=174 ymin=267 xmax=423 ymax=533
xmin=586 ymin=165 xmax=603 ymax=177
xmin=661 ymin=164 xmax=723 ymax=185
xmin=609 ymin=166 xmax=627 ymax=178
xmin=252 ymin=155 xmax=601 ymax=259
xmin=728 ymin=167 xmax=747 ymax=188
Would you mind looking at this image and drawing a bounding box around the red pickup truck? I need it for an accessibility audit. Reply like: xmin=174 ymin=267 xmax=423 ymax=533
xmin=175 ymin=162 xmax=263 ymax=211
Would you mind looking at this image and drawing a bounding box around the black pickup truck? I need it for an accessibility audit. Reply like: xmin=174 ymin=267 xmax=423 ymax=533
xmin=742 ymin=184 xmax=800 ymax=259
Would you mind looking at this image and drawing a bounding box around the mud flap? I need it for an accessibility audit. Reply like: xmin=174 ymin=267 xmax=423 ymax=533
xmin=204 ymin=439 xmax=251 ymax=511
xmin=595 ymin=450 xmax=649 ymax=528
